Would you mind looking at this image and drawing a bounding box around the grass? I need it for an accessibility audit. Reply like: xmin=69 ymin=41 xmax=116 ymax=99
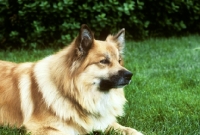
xmin=0 ymin=35 xmax=200 ymax=135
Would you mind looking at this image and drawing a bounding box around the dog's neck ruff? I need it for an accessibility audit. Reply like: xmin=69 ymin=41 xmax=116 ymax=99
xmin=33 ymin=56 xmax=126 ymax=132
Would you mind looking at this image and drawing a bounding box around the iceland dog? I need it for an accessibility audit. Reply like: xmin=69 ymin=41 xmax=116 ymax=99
xmin=0 ymin=25 xmax=143 ymax=135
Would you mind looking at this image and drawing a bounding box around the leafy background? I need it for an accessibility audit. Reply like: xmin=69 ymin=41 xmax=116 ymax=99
xmin=0 ymin=0 xmax=200 ymax=49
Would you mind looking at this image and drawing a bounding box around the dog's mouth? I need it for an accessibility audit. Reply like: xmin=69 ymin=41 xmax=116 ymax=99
xmin=99 ymin=70 xmax=133 ymax=91
xmin=99 ymin=80 xmax=130 ymax=91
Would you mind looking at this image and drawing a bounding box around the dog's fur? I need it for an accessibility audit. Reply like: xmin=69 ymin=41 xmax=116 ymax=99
xmin=0 ymin=25 xmax=143 ymax=135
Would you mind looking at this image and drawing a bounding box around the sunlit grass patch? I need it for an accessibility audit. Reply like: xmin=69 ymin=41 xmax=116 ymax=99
xmin=0 ymin=35 xmax=200 ymax=135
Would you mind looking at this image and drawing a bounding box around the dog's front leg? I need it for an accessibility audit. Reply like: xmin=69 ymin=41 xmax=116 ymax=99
xmin=106 ymin=122 xmax=143 ymax=135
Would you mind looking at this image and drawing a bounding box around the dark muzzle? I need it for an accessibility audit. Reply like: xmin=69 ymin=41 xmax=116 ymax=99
xmin=99 ymin=70 xmax=133 ymax=91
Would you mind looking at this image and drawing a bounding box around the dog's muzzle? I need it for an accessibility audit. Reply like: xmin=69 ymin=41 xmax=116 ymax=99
xmin=99 ymin=70 xmax=133 ymax=91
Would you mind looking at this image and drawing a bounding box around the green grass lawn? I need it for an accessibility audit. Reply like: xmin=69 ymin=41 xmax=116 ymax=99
xmin=0 ymin=35 xmax=200 ymax=135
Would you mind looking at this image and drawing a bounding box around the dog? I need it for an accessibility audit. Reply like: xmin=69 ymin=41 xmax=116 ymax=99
xmin=0 ymin=24 xmax=143 ymax=135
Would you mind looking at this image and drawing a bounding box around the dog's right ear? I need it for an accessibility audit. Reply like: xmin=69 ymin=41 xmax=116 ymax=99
xmin=76 ymin=24 xmax=94 ymax=56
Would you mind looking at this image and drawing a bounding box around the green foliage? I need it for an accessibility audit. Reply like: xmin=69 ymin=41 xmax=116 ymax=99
xmin=0 ymin=0 xmax=200 ymax=49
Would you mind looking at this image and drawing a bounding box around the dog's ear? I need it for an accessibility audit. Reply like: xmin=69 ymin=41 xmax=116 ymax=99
xmin=76 ymin=24 xmax=94 ymax=56
xmin=106 ymin=28 xmax=125 ymax=54
xmin=114 ymin=28 xmax=125 ymax=46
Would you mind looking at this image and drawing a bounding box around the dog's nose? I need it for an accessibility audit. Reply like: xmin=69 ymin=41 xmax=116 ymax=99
xmin=118 ymin=70 xmax=133 ymax=81
xmin=123 ymin=71 xmax=133 ymax=81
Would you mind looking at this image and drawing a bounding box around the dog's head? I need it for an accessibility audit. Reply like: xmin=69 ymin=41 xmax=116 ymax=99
xmin=74 ymin=24 xmax=133 ymax=91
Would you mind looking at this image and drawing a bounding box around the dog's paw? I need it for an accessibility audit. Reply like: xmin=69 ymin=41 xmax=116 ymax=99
xmin=108 ymin=123 xmax=143 ymax=135
xmin=120 ymin=127 xmax=143 ymax=135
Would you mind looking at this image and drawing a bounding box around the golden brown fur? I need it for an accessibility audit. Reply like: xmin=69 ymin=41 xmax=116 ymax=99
xmin=0 ymin=25 xmax=143 ymax=135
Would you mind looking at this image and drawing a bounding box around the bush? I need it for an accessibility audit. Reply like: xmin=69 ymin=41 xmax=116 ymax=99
xmin=0 ymin=0 xmax=200 ymax=49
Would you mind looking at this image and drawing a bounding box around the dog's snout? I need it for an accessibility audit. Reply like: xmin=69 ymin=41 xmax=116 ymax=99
xmin=118 ymin=70 xmax=133 ymax=80
xmin=100 ymin=70 xmax=133 ymax=91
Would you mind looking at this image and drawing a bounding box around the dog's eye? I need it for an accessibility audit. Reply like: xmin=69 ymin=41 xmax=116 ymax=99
xmin=100 ymin=59 xmax=110 ymax=64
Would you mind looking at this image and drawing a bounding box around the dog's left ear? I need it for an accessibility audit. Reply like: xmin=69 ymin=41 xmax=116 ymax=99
xmin=76 ymin=24 xmax=94 ymax=56
xmin=114 ymin=28 xmax=125 ymax=45
xmin=107 ymin=28 xmax=125 ymax=54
